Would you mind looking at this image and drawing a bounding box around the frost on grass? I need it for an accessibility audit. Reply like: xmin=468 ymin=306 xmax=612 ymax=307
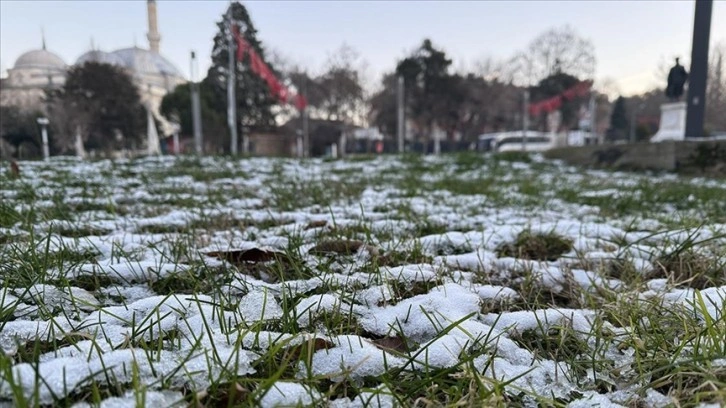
xmin=1 ymin=154 xmax=725 ymax=406
xmin=258 ymin=381 xmax=321 ymax=407
xmin=299 ymin=335 xmax=407 ymax=383
xmin=70 ymin=390 xmax=185 ymax=408
xmin=4 ymin=349 xmax=230 ymax=405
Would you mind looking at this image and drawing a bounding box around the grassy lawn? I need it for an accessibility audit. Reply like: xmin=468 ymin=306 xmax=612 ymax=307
xmin=0 ymin=152 xmax=725 ymax=407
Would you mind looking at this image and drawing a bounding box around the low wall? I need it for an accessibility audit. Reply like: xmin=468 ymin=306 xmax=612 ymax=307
xmin=543 ymin=140 xmax=726 ymax=176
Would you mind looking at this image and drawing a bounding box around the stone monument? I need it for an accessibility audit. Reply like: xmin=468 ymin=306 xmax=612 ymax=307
xmin=650 ymin=102 xmax=687 ymax=142
xmin=651 ymin=58 xmax=689 ymax=142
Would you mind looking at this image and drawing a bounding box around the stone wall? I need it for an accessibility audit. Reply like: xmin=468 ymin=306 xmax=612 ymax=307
xmin=543 ymin=140 xmax=726 ymax=176
xmin=249 ymin=133 xmax=295 ymax=157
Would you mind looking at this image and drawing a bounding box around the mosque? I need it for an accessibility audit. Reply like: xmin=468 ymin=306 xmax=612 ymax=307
xmin=0 ymin=0 xmax=186 ymax=149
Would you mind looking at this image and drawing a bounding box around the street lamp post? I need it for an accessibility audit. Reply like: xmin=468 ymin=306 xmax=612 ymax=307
xmin=37 ymin=117 xmax=50 ymax=161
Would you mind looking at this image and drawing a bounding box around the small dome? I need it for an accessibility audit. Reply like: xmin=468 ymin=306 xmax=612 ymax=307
xmin=14 ymin=49 xmax=66 ymax=71
xmin=110 ymin=47 xmax=183 ymax=78
xmin=75 ymin=50 xmax=125 ymax=67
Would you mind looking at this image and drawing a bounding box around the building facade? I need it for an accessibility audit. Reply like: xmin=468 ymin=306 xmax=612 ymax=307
xmin=0 ymin=1 xmax=185 ymax=144
xmin=0 ymin=46 xmax=67 ymax=112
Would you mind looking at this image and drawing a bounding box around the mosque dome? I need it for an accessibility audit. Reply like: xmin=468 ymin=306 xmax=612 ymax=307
xmin=109 ymin=47 xmax=183 ymax=78
xmin=75 ymin=50 xmax=125 ymax=67
xmin=14 ymin=49 xmax=66 ymax=71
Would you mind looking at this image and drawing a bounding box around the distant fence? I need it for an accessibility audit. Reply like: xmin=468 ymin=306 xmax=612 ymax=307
xmin=345 ymin=140 xmax=473 ymax=155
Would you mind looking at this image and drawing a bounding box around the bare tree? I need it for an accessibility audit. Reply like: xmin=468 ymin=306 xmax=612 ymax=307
xmin=265 ymin=50 xmax=318 ymax=125
xmin=511 ymin=25 xmax=596 ymax=85
xmin=594 ymin=77 xmax=622 ymax=100
xmin=473 ymin=56 xmax=514 ymax=83
xmin=315 ymin=44 xmax=368 ymax=125
xmin=706 ymin=41 xmax=726 ymax=133
xmin=324 ymin=43 xmax=372 ymax=88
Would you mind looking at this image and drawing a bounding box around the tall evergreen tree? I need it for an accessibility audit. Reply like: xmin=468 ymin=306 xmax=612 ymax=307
xmin=313 ymin=44 xmax=366 ymax=124
xmin=370 ymin=66 xmax=522 ymax=142
xmin=207 ymin=2 xmax=279 ymax=143
xmin=607 ymin=96 xmax=629 ymax=141
xmin=0 ymin=106 xmax=42 ymax=157
xmin=47 ymin=62 xmax=145 ymax=153
xmin=530 ymin=71 xmax=583 ymax=131
xmin=395 ymin=39 xmax=461 ymax=141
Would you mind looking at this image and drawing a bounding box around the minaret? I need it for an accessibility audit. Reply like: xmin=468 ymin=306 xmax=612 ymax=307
xmin=146 ymin=0 xmax=161 ymax=53
xmin=41 ymin=28 xmax=52 ymax=86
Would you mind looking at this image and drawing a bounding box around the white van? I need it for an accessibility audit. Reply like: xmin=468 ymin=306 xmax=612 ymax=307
xmin=494 ymin=131 xmax=555 ymax=152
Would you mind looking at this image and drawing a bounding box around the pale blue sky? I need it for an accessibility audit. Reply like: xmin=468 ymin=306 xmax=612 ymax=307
xmin=1 ymin=1 xmax=725 ymax=96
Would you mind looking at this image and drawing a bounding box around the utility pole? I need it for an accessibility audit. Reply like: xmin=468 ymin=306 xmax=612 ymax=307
xmin=629 ymin=104 xmax=637 ymax=143
xmin=685 ymin=0 xmax=713 ymax=138
xmin=302 ymin=107 xmax=309 ymax=158
xmin=302 ymin=77 xmax=310 ymax=157
xmin=522 ymin=89 xmax=529 ymax=151
xmin=396 ymin=75 xmax=405 ymax=153
xmin=226 ymin=7 xmax=238 ymax=155
xmin=589 ymin=92 xmax=597 ymax=144
xmin=190 ymin=51 xmax=203 ymax=155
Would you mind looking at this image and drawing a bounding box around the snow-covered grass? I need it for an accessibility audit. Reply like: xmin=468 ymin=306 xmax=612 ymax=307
xmin=1 ymin=152 xmax=725 ymax=407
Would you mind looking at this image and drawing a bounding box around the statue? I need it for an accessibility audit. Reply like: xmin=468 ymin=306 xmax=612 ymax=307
xmin=665 ymin=58 xmax=688 ymax=101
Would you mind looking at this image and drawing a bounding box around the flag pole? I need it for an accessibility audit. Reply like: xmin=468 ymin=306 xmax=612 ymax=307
xmin=522 ymin=89 xmax=529 ymax=151
xmin=303 ymin=107 xmax=309 ymax=158
xmin=226 ymin=6 xmax=238 ymax=155
xmin=190 ymin=51 xmax=204 ymax=155
xmin=303 ymin=77 xmax=309 ymax=158
xmin=589 ymin=89 xmax=597 ymax=144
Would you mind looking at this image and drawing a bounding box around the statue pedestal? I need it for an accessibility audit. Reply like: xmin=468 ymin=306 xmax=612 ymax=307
xmin=651 ymin=102 xmax=686 ymax=142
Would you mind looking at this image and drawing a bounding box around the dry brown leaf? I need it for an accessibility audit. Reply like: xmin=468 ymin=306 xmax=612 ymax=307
xmin=370 ymin=336 xmax=408 ymax=353
xmin=309 ymin=240 xmax=380 ymax=257
xmin=205 ymin=248 xmax=290 ymax=266
xmin=304 ymin=220 xmax=328 ymax=230
xmin=285 ymin=337 xmax=333 ymax=361
xmin=196 ymin=381 xmax=249 ymax=407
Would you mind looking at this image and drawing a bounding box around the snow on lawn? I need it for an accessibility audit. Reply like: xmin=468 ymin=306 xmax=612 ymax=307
xmin=1 ymin=154 xmax=725 ymax=407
